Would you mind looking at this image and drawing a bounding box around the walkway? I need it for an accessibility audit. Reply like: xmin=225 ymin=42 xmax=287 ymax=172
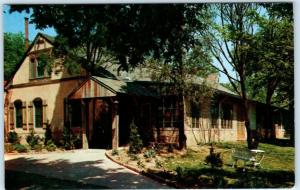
xmin=5 ymin=149 xmax=171 ymax=189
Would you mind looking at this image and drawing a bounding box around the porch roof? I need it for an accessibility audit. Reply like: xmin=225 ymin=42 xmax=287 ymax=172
xmin=68 ymin=76 xmax=157 ymax=99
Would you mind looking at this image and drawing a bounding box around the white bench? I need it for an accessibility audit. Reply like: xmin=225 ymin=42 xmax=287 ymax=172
xmin=232 ymin=148 xmax=264 ymax=168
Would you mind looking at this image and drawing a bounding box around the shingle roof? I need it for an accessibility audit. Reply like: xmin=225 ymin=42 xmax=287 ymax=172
xmin=92 ymin=76 xmax=157 ymax=97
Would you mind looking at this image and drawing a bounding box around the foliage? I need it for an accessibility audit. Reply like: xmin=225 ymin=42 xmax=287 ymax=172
xmin=155 ymin=158 xmax=163 ymax=169
xmin=137 ymin=160 xmax=145 ymax=169
xmin=33 ymin=144 xmax=43 ymax=152
xmin=12 ymin=144 xmax=28 ymax=153
xmin=26 ymin=130 xmax=42 ymax=149
xmin=4 ymin=32 xmax=25 ymax=80
xmin=5 ymin=143 xmax=14 ymax=153
xmin=7 ymin=131 xmax=19 ymax=144
xmin=128 ymin=120 xmax=143 ymax=154
xmin=205 ymin=144 xmax=223 ymax=168
xmin=44 ymin=121 xmax=52 ymax=145
xmin=160 ymin=142 xmax=294 ymax=188
xmin=46 ymin=140 xmax=57 ymax=152
xmin=63 ymin=122 xmax=72 ymax=150
xmin=143 ymin=149 xmax=156 ymax=159
xmin=112 ymin=149 xmax=119 ymax=156
xmin=128 ymin=153 xmax=139 ymax=161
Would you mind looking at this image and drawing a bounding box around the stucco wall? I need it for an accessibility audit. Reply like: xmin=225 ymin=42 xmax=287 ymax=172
xmin=184 ymin=97 xmax=239 ymax=146
xmin=8 ymin=79 xmax=85 ymax=142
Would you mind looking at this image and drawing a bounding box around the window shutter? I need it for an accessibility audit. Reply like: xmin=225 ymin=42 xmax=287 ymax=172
xmin=28 ymin=102 xmax=34 ymax=130
xmin=42 ymin=100 xmax=47 ymax=129
xmin=9 ymin=103 xmax=14 ymax=130
xmin=22 ymin=102 xmax=27 ymax=130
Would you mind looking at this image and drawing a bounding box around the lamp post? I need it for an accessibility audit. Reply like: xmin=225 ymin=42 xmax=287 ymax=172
xmin=112 ymin=100 xmax=119 ymax=149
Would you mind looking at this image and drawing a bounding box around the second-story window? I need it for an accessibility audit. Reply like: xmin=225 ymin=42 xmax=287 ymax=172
xmin=29 ymin=53 xmax=50 ymax=79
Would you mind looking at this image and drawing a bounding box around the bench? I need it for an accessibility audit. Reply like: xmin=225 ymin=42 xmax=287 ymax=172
xmin=232 ymin=148 xmax=264 ymax=168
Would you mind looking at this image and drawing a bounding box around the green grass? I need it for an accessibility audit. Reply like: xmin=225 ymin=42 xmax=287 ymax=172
xmin=158 ymin=142 xmax=294 ymax=188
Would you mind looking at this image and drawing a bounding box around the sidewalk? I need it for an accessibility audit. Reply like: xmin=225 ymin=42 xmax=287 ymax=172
xmin=5 ymin=149 xmax=171 ymax=189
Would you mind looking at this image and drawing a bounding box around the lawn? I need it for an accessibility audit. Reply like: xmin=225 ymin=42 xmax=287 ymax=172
xmin=108 ymin=141 xmax=294 ymax=188
xmin=160 ymin=142 xmax=294 ymax=188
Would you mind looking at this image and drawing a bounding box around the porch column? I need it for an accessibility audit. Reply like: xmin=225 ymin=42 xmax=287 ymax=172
xmin=112 ymin=100 xmax=119 ymax=149
xmin=82 ymin=100 xmax=89 ymax=149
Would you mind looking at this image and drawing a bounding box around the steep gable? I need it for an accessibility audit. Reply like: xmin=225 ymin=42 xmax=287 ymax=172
xmin=5 ymin=33 xmax=54 ymax=87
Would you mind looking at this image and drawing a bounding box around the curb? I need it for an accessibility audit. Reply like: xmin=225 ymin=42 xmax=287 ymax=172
xmin=105 ymin=151 xmax=183 ymax=189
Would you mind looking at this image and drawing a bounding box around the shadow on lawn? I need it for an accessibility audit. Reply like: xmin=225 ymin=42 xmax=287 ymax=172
xmin=261 ymin=138 xmax=294 ymax=147
xmin=148 ymin=167 xmax=294 ymax=188
xmin=5 ymin=155 xmax=168 ymax=189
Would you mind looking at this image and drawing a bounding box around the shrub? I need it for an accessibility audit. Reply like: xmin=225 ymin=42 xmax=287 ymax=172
xmin=44 ymin=121 xmax=52 ymax=145
xmin=63 ymin=121 xmax=72 ymax=150
xmin=46 ymin=140 xmax=57 ymax=152
xmin=12 ymin=144 xmax=28 ymax=153
xmin=155 ymin=158 xmax=163 ymax=169
xmin=7 ymin=131 xmax=19 ymax=144
xmin=144 ymin=149 xmax=156 ymax=159
xmin=129 ymin=153 xmax=139 ymax=161
xmin=128 ymin=120 xmax=143 ymax=154
xmin=112 ymin=149 xmax=119 ymax=156
xmin=205 ymin=144 xmax=223 ymax=168
xmin=33 ymin=144 xmax=43 ymax=152
xmin=26 ymin=130 xmax=41 ymax=149
xmin=5 ymin=143 xmax=14 ymax=153
xmin=137 ymin=160 xmax=145 ymax=169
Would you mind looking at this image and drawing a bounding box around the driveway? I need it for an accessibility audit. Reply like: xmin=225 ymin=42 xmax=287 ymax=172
xmin=5 ymin=149 xmax=171 ymax=189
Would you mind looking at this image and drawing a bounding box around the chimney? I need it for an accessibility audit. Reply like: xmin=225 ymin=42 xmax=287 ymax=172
xmin=25 ymin=17 xmax=29 ymax=50
xmin=207 ymin=73 xmax=219 ymax=84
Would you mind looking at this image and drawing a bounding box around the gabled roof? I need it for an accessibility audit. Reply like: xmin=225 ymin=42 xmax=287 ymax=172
xmin=4 ymin=33 xmax=55 ymax=89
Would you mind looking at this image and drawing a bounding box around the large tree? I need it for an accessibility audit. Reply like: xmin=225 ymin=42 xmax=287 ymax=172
xmin=205 ymin=3 xmax=260 ymax=149
xmin=4 ymin=32 xmax=26 ymax=80
xmin=10 ymin=4 xmax=210 ymax=149
xmin=246 ymin=3 xmax=293 ymax=139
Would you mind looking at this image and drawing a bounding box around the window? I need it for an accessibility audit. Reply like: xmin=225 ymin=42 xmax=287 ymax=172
xmin=14 ymin=100 xmax=23 ymax=129
xmin=190 ymin=100 xmax=200 ymax=128
xmin=210 ymin=102 xmax=219 ymax=128
xmin=33 ymin=98 xmax=43 ymax=128
xmin=71 ymin=100 xmax=82 ymax=127
xmin=29 ymin=53 xmax=50 ymax=79
xmin=221 ymin=104 xmax=233 ymax=129
xmin=158 ymin=97 xmax=181 ymax=128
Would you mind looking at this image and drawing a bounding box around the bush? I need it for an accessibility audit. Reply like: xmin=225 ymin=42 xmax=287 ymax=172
xmin=205 ymin=144 xmax=223 ymax=168
xmin=12 ymin=144 xmax=28 ymax=153
xmin=5 ymin=143 xmax=14 ymax=153
xmin=46 ymin=140 xmax=57 ymax=152
xmin=128 ymin=120 xmax=143 ymax=154
xmin=44 ymin=121 xmax=52 ymax=145
xmin=7 ymin=131 xmax=19 ymax=144
xmin=33 ymin=144 xmax=43 ymax=152
xmin=112 ymin=149 xmax=119 ymax=156
xmin=26 ymin=130 xmax=41 ymax=149
xmin=144 ymin=149 xmax=156 ymax=159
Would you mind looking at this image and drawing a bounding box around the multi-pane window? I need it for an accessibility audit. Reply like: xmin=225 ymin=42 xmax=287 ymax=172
xmin=210 ymin=102 xmax=219 ymax=128
xmin=29 ymin=54 xmax=49 ymax=79
xmin=190 ymin=100 xmax=200 ymax=128
xmin=34 ymin=98 xmax=43 ymax=128
xmin=158 ymin=97 xmax=181 ymax=128
xmin=14 ymin=100 xmax=23 ymax=129
xmin=221 ymin=104 xmax=233 ymax=129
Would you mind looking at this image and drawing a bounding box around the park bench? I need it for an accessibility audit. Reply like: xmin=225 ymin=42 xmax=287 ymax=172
xmin=232 ymin=148 xmax=265 ymax=168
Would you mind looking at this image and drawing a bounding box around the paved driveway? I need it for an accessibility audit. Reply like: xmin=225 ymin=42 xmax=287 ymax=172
xmin=5 ymin=149 xmax=171 ymax=189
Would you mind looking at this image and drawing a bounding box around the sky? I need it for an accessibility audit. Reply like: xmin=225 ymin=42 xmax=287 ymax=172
xmin=3 ymin=5 xmax=57 ymax=41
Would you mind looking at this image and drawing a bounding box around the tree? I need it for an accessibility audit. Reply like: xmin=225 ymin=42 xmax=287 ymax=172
xmin=4 ymin=32 xmax=26 ymax=80
xmin=10 ymin=4 xmax=210 ymax=149
xmin=205 ymin=3 xmax=260 ymax=149
xmin=246 ymin=3 xmax=293 ymax=139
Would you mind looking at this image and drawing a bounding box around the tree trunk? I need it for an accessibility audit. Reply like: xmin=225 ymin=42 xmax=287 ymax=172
xmin=178 ymin=95 xmax=186 ymax=149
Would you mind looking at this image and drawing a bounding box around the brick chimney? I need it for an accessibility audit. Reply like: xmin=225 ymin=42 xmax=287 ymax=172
xmin=25 ymin=17 xmax=29 ymax=50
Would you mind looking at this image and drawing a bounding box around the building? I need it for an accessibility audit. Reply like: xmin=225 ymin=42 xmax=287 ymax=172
xmin=4 ymin=32 xmax=289 ymax=149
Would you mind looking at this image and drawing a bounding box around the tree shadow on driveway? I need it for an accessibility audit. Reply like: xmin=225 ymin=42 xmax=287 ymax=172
xmin=5 ymin=153 xmax=170 ymax=189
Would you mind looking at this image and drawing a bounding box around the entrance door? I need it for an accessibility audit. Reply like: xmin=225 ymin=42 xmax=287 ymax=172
xmin=91 ymin=99 xmax=112 ymax=149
